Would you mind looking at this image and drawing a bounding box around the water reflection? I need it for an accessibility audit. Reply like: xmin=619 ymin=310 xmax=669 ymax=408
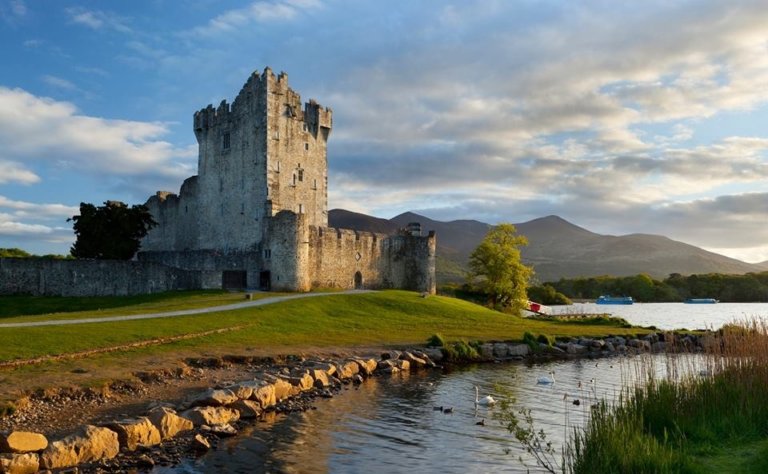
xmin=158 ymin=354 xmax=709 ymax=473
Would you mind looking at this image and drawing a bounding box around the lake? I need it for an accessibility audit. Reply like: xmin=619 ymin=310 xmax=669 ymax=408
xmin=156 ymin=305 xmax=768 ymax=473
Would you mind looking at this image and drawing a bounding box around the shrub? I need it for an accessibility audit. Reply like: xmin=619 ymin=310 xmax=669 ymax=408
xmin=537 ymin=333 xmax=554 ymax=347
xmin=426 ymin=333 xmax=445 ymax=347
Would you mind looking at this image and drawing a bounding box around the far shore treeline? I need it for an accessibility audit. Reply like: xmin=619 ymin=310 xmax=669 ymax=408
xmin=537 ymin=272 xmax=768 ymax=303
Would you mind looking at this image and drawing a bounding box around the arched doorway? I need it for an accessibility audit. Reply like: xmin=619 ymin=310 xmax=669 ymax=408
xmin=354 ymin=271 xmax=363 ymax=290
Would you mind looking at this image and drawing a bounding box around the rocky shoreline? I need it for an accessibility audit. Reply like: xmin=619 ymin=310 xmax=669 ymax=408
xmin=0 ymin=331 xmax=709 ymax=473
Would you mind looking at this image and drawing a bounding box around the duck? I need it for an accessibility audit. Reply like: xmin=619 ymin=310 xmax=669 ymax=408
xmin=475 ymin=419 xmax=485 ymax=426
xmin=443 ymin=407 xmax=454 ymax=414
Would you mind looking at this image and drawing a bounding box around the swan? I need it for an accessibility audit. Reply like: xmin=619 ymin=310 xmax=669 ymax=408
xmin=474 ymin=386 xmax=496 ymax=406
xmin=537 ymin=370 xmax=556 ymax=385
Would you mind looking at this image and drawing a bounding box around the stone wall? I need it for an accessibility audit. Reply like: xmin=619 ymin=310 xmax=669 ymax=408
xmin=0 ymin=259 xmax=220 ymax=297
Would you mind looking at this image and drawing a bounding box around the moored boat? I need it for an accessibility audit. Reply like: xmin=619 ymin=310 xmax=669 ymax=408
xmin=596 ymin=295 xmax=634 ymax=305
xmin=684 ymin=298 xmax=718 ymax=304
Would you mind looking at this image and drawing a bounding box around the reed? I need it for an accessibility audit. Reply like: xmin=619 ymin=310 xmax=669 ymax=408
xmin=566 ymin=319 xmax=768 ymax=473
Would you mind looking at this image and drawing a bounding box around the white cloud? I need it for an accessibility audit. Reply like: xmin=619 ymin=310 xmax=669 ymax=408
xmin=0 ymin=195 xmax=78 ymax=218
xmin=66 ymin=7 xmax=131 ymax=33
xmin=0 ymin=160 xmax=39 ymax=184
xmin=0 ymin=213 xmax=53 ymax=236
xmin=191 ymin=0 xmax=322 ymax=36
xmin=41 ymin=75 xmax=77 ymax=91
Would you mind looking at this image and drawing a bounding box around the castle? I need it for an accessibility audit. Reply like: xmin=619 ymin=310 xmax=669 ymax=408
xmin=137 ymin=67 xmax=436 ymax=294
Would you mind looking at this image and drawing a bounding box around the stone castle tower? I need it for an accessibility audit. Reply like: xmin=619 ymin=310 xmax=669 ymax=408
xmin=139 ymin=67 xmax=436 ymax=294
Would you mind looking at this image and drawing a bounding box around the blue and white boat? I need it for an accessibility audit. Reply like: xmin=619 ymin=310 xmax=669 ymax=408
xmin=684 ymin=298 xmax=718 ymax=304
xmin=596 ymin=295 xmax=634 ymax=305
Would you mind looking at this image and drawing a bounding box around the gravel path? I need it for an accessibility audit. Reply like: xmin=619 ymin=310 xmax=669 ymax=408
xmin=0 ymin=290 xmax=373 ymax=328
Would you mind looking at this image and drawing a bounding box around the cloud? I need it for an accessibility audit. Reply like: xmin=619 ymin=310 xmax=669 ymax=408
xmin=0 ymin=213 xmax=53 ymax=236
xmin=0 ymin=87 xmax=195 ymax=186
xmin=0 ymin=195 xmax=78 ymax=218
xmin=0 ymin=0 xmax=26 ymax=24
xmin=66 ymin=7 xmax=131 ymax=33
xmin=190 ymin=0 xmax=322 ymax=36
xmin=0 ymin=161 xmax=39 ymax=184
xmin=41 ymin=75 xmax=77 ymax=91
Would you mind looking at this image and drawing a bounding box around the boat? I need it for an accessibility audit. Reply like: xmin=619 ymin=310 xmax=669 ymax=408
xmin=526 ymin=301 xmax=551 ymax=315
xmin=684 ymin=298 xmax=718 ymax=304
xmin=596 ymin=295 xmax=634 ymax=305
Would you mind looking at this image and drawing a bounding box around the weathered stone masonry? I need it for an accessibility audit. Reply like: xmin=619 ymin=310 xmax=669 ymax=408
xmin=139 ymin=67 xmax=436 ymax=294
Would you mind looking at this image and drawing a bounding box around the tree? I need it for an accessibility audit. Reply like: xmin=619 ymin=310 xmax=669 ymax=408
xmin=69 ymin=201 xmax=157 ymax=260
xmin=468 ymin=223 xmax=533 ymax=313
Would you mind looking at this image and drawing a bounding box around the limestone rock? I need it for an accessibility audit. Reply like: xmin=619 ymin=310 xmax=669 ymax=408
xmin=307 ymin=362 xmax=336 ymax=377
xmin=251 ymin=382 xmax=277 ymax=408
xmin=147 ymin=407 xmax=194 ymax=440
xmin=377 ymin=359 xmax=397 ymax=370
xmin=192 ymin=434 xmax=211 ymax=453
xmin=422 ymin=348 xmax=444 ymax=362
xmin=192 ymin=388 xmax=238 ymax=407
xmin=311 ymin=370 xmax=331 ymax=388
xmin=228 ymin=381 xmax=257 ymax=400
xmin=208 ymin=424 xmax=237 ymax=437
xmin=271 ymin=378 xmax=294 ymax=401
xmin=286 ymin=372 xmax=314 ymax=391
xmin=479 ymin=343 xmax=495 ymax=359
xmin=380 ymin=351 xmax=401 ymax=361
xmin=40 ymin=425 xmax=119 ymax=470
xmin=394 ymin=359 xmax=411 ymax=371
xmin=0 ymin=453 xmax=39 ymax=474
xmin=335 ymin=361 xmax=360 ymax=379
xmin=652 ymin=341 xmax=666 ymax=352
xmin=508 ymin=344 xmax=530 ymax=356
xmin=182 ymin=407 xmax=240 ymax=426
xmin=106 ymin=417 xmax=161 ymax=451
xmin=0 ymin=431 xmax=48 ymax=453
xmin=231 ymin=399 xmax=262 ymax=419
xmin=400 ymin=352 xmax=427 ymax=368
xmin=493 ymin=343 xmax=509 ymax=358
xmin=566 ymin=343 xmax=588 ymax=354
xmin=352 ymin=358 xmax=378 ymax=375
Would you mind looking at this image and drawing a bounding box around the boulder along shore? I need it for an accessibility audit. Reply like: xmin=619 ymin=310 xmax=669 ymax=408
xmin=0 ymin=331 xmax=711 ymax=473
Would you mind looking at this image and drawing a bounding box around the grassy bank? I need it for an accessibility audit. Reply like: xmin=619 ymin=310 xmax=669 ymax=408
xmin=0 ymin=290 xmax=647 ymax=411
xmin=567 ymin=322 xmax=768 ymax=473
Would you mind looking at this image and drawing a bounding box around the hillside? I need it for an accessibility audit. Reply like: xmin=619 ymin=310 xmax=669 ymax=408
xmin=329 ymin=210 xmax=765 ymax=283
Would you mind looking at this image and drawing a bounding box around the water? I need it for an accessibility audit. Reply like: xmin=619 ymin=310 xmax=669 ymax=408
xmin=156 ymin=305 xmax=768 ymax=473
xmin=553 ymin=302 xmax=768 ymax=330
xmin=158 ymin=355 xmax=701 ymax=474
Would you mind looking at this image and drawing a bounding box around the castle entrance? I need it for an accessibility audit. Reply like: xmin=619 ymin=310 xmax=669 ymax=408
xmin=259 ymin=271 xmax=271 ymax=291
xmin=222 ymin=270 xmax=247 ymax=290
xmin=354 ymin=271 xmax=363 ymax=290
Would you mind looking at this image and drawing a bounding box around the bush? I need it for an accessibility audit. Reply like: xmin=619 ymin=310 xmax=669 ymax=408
xmin=426 ymin=333 xmax=445 ymax=347
xmin=441 ymin=340 xmax=481 ymax=362
xmin=537 ymin=333 xmax=554 ymax=347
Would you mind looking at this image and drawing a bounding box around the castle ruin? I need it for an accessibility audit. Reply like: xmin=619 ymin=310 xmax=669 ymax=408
xmin=138 ymin=67 xmax=436 ymax=293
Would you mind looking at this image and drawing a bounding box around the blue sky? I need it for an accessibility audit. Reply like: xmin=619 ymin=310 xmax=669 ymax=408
xmin=1 ymin=0 xmax=767 ymax=263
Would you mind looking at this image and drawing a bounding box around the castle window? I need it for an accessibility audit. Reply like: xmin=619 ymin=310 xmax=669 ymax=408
xmin=222 ymin=132 xmax=231 ymax=150
xmin=304 ymin=143 xmax=309 ymax=151
xmin=312 ymin=179 xmax=317 ymax=189
xmin=292 ymin=174 xmax=297 ymax=186
xmin=276 ymin=161 xmax=280 ymax=172
xmin=298 ymin=169 xmax=304 ymax=182
xmin=298 ymin=204 xmax=304 ymax=214
xmin=264 ymin=249 xmax=271 ymax=259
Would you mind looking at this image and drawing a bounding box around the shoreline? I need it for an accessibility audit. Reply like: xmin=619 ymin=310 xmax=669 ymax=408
xmin=0 ymin=331 xmax=709 ymax=473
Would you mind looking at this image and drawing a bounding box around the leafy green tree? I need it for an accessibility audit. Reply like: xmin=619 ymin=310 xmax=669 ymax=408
xmin=0 ymin=248 xmax=32 ymax=258
xmin=527 ymin=284 xmax=573 ymax=305
xmin=69 ymin=201 xmax=157 ymax=260
xmin=468 ymin=223 xmax=533 ymax=313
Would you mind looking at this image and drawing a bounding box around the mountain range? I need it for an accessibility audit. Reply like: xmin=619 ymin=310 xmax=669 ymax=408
xmin=329 ymin=209 xmax=768 ymax=284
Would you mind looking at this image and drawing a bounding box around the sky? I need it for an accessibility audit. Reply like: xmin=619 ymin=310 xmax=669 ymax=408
xmin=0 ymin=0 xmax=767 ymax=263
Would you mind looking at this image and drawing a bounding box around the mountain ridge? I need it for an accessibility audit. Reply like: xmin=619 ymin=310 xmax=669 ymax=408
xmin=329 ymin=209 xmax=765 ymax=283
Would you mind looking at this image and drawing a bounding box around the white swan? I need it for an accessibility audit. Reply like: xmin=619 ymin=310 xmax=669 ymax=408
xmin=537 ymin=370 xmax=556 ymax=385
xmin=474 ymin=386 xmax=496 ymax=406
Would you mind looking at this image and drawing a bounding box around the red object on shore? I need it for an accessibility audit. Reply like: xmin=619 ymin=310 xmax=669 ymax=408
xmin=529 ymin=302 xmax=541 ymax=313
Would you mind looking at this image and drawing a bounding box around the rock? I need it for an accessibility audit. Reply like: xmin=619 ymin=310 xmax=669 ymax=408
xmin=227 ymin=381 xmax=256 ymax=400
xmin=105 ymin=417 xmax=162 ymax=451
xmin=352 ymin=374 xmax=364 ymax=384
xmin=147 ymin=407 xmax=194 ymax=440
xmin=352 ymin=358 xmax=378 ymax=375
xmin=410 ymin=350 xmax=437 ymax=367
xmin=381 ymin=365 xmax=400 ymax=374
xmin=192 ymin=434 xmax=210 ymax=453
xmin=422 ymin=348 xmax=444 ymax=362
xmin=377 ymin=359 xmax=397 ymax=370
xmin=400 ymin=352 xmax=427 ymax=368
xmin=549 ymin=345 xmax=566 ymax=354
xmin=231 ymin=399 xmax=262 ymax=419
xmin=605 ymin=342 xmax=616 ymax=352
xmin=590 ymin=339 xmax=605 ymax=349
xmin=335 ymin=361 xmax=360 ymax=379
xmin=191 ymin=388 xmax=238 ymax=407
xmin=137 ymin=454 xmax=155 ymax=469
xmin=207 ymin=424 xmax=237 ymax=437
xmin=492 ymin=343 xmax=509 ymax=358
xmin=380 ymin=351 xmax=401 ymax=361
xmin=272 ymin=378 xmax=294 ymax=401
xmin=40 ymin=425 xmax=119 ymax=470
xmin=566 ymin=343 xmax=588 ymax=354
xmin=394 ymin=360 xmax=411 ymax=371
xmin=627 ymin=339 xmax=643 ymax=348
xmin=643 ymin=333 xmax=659 ymax=343
xmin=507 ymin=344 xmax=531 ymax=356
xmin=311 ymin=370 xmax=331 ymax=389
xmin=0 ymin=431 xmax=48 ymax=453
xmin=307 ymin=362 xmax=336 ymax=377
xmin=652 ymin=341 xmax=666 ymax=352
xmin=479 ymin=343 xmax=495 ymax=359
xmin=182 ymin=407 xmax=240 ymax=426
xmin=286 ymin=372 xmax=314 ymax=391
xmin=0 ymin=453 xmax=39 ymax=474
xmin=250 ymin=382 xmax=277 ymax=408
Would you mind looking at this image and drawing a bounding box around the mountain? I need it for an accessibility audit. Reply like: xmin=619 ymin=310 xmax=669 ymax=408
xmin=329 ymin=209 xmax=766 ymax=284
